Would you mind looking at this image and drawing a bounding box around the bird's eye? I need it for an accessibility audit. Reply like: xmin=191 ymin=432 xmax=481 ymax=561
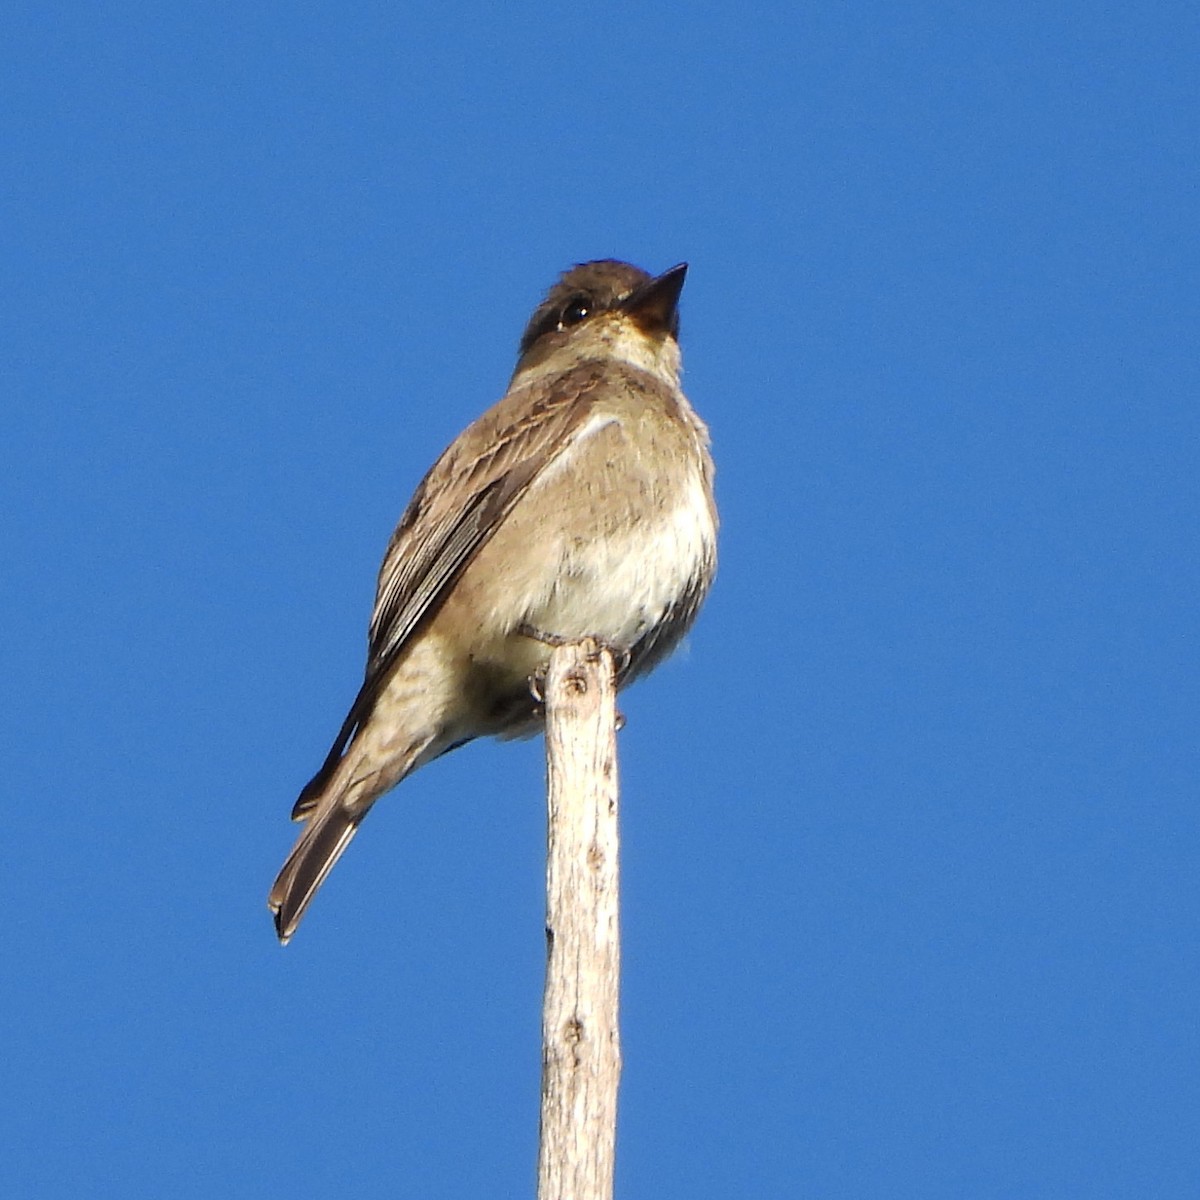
xmin=558 ymin=296 xmax=591 ymax=329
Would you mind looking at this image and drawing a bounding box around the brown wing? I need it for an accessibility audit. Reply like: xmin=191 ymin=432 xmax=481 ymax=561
xmin=291 ymin=361 xmax=610 ymax=817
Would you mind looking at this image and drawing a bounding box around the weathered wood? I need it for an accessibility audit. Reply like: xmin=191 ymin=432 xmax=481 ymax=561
xmin=537 ymin=639 xmax=621 ymax=1200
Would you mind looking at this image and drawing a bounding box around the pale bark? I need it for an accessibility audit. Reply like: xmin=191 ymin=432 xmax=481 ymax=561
xmin=537 ymin=639 xmax=621 ymax=1200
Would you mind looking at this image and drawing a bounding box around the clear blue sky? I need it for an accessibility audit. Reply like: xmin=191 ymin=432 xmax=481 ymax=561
xmin=3 ymin=3 xmax=1195 ymax=1197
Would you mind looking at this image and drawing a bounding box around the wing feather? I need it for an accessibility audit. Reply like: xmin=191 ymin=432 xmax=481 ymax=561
xmin=291 ymin=362 xmax=609 ymax=817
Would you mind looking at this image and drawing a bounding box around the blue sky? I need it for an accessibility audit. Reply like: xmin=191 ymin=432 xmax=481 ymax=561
xmin=3 ymin=3 xmax=1196 ymax=1197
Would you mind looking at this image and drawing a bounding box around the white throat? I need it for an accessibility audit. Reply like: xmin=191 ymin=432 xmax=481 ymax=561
xmin=513 ymin=314 xmax=682 ymax=391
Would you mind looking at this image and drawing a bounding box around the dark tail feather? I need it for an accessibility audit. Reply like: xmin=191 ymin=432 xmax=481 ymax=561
xmin=268 ymin=801 xmax=365 ymax=944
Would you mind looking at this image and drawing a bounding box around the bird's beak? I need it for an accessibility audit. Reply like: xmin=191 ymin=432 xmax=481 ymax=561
xmin=620 ymin=262 xmax=687 ymax=334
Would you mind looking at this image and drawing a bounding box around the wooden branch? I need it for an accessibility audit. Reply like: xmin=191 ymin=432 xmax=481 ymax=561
xmin=537 ymin=639 xmax=621 ymax=1200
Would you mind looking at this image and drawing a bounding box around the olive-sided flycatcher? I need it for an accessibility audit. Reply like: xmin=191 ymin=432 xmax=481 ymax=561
xmin=269 ymin=260 xmax=717 ymax=942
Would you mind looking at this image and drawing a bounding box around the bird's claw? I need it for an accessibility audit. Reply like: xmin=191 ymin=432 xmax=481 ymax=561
xmin=518 ymin=623 xmax=631 ymax=675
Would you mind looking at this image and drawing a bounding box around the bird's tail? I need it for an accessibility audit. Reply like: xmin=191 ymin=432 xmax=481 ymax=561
xmin=268 ymin=797 xmax=364 ymax=944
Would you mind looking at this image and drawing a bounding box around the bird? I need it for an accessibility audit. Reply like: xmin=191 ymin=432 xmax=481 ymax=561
xmin=268 ymin=259 xmax=717 ymax=943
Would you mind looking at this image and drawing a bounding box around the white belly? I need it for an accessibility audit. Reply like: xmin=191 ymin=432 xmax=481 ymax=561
xmin=528 ymin=468 xmax=715 ymax=646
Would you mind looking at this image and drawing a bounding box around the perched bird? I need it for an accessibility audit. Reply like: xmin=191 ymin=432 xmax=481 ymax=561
xmin=269 ymin=259 xmax=717 ymax=943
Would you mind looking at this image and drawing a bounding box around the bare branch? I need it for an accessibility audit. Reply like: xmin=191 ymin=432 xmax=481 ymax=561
xmin=537 ymin=639 xmax=621 ymax=1200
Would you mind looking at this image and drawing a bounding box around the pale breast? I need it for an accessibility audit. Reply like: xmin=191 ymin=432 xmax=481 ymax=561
xmin=442 ymin=368 xmax=716 ymax=686
xmin=535 ymin=468 xmax=713 ymax=644
xmin=497 ymin=402 xmax=714 ymax=638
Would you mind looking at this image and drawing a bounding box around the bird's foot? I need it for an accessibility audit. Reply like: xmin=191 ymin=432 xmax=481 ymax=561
xmin=524 ymin=626 xmax=632 ymax=711
xmin=518 ymin=623 xmax=632 ymax=674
